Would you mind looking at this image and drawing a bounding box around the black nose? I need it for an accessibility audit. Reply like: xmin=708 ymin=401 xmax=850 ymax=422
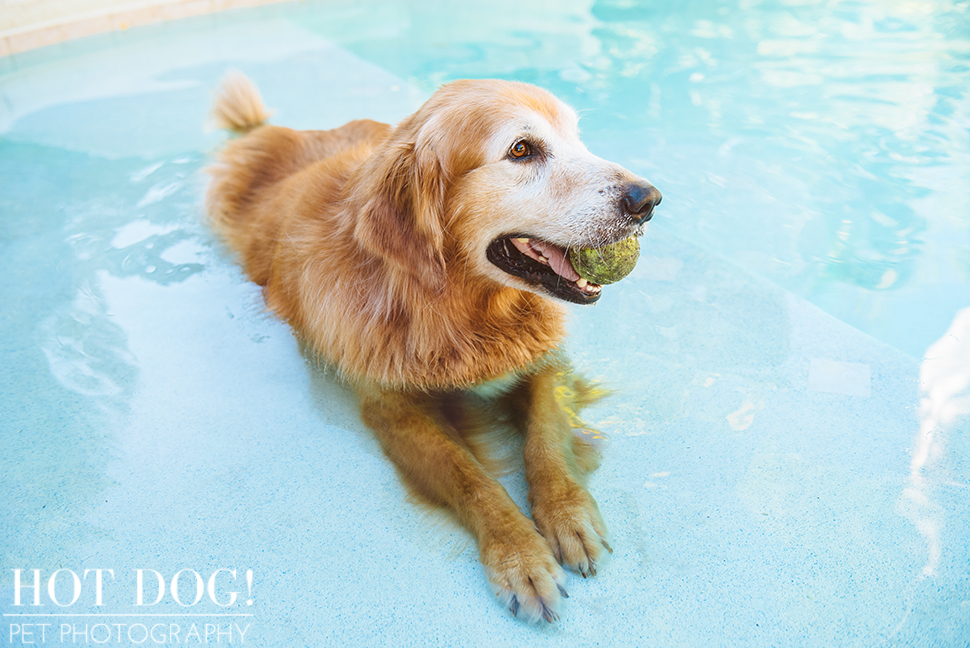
xmin=621 ymin=182 xmax=662 ymax=225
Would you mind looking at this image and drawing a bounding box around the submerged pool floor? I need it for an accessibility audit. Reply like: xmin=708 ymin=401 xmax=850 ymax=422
xmin=2 ymin=2 xmax=969 ymax=647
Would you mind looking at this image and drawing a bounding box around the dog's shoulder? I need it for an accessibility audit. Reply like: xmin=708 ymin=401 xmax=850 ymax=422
xmin=298 ymin=119 xmax=391 ymax=163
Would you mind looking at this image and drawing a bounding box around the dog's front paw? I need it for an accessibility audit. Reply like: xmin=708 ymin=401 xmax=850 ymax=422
xmin=531 ymin=485 xmax=611 ymax=578
xmin=480 ymin=521 xmax=568 ymax=623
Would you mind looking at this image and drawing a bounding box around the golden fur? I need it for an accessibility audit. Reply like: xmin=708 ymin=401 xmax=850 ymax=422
xmin=205 ymin=72 xmax=660 ymax=623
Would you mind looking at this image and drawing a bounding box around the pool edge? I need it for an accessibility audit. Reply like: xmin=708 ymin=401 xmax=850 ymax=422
xmin=0 ymin=0 xmax=296 ymax=57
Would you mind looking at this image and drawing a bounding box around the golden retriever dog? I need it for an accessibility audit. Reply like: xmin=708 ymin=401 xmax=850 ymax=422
xmin=205 ymin=72 xmax=661 ymax=623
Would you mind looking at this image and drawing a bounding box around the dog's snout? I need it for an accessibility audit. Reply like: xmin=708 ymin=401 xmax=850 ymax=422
xmin=621 ymin=182 xmax=662 ymax=225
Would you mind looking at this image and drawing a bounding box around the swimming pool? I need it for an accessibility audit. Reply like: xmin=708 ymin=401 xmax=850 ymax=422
xmin=1 ymin=1 xmax=968 ymax=646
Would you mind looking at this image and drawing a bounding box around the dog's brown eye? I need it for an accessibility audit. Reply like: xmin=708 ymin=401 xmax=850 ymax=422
xmin=509 ymin=141 xmax=531 ymax=159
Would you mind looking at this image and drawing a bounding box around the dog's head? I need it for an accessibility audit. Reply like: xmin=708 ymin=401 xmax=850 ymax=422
xmin=353 ymin=79 xmax=661 ymax=305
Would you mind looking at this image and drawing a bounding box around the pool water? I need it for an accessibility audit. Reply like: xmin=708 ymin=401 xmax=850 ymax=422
xmin=1 ymin=1 xmax=969 ymax=646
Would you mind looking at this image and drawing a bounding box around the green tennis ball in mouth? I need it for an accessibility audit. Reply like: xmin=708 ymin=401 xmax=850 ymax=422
xmin=568 ymin=236 xmax=640 ymax=285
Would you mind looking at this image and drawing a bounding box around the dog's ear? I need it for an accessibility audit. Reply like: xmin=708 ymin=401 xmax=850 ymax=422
xmin=354 ymin=133 xmax=448 ymax=291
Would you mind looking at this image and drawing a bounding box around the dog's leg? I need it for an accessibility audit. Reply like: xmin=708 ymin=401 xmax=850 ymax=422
xmin=518 ymin=365 xmax=612 ymax=577
xmin=356 ymin=385 xmax=567 ymax=623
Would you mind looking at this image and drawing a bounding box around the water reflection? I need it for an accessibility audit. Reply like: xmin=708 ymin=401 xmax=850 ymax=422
xmin=520 ymin=0 xmax=967 ymax=357
xmin=0 ymin=140 xmax=207 ymax=571
xmin=38 ymin=280 xmax=137 ymax=400
xmin=902 ymin=307 xmax=970 ymax=576
xmin=36 ymin=152 xmax=207 ymax=398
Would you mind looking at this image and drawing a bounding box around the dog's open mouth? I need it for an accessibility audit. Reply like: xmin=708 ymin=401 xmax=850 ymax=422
xmin=486 ymin=236 xmax=602 ymax=304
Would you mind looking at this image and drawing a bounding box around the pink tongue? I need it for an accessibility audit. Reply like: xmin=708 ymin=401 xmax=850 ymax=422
xmin=511 ymin=238 xmax=581 ymax=282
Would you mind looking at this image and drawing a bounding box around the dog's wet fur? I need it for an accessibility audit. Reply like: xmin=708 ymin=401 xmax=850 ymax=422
xmin=205 ymin=73 xmax=660 ymax=622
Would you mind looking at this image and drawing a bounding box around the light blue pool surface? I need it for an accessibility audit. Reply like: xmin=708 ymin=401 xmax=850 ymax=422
xmin=2 ymin=1 xmax=969 ymax=646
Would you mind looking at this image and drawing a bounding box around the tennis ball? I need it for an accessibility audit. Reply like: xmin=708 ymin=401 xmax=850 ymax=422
xmin=568 ymin=236 xmax=640 ymax=285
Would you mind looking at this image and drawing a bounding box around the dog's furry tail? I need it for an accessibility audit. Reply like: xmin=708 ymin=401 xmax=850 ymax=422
xmin=210 ymin=71 xmax=272 ymax=134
